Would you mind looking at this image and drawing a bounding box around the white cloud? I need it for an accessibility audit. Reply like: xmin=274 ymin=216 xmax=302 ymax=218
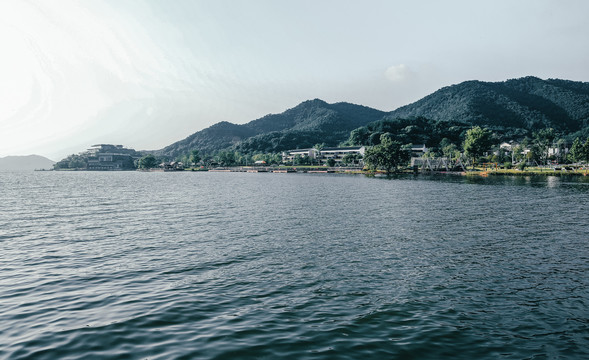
xmin=384 ymin=64 xmax=417 ymax=83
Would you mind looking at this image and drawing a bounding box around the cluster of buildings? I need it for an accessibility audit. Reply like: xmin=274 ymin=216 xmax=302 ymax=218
xmin=498 ymin=142 xmax=570 ymax=162
xmin=79 ymin=137 xmax=579 ymax=173
xmin=281 ymin=144 xmax=429 ymax=166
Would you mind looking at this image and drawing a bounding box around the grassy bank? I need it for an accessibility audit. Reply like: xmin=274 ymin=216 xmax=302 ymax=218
xmin=179 ymin=164 xmax=589 ymax=177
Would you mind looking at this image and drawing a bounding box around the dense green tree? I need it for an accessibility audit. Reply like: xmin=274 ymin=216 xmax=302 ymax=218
xmin=438 ymin=138 xmax=453 ymax=151
xmin=511 ymin=144 xmax=524 ymax=163
xmin=578 ymin=137 xmax=589 ymax=163
xmin=532 ymin=128 xmax=557 ymax=164
xmin=69 ymin=157 xmax=86 ymax=169
xmin=201 ymin=154 xmax=215 ymax=166
xmin=463 ymin=126 xmax=494 ymax=168
xmin=346 ymin=117 xmax=472 ymax=150
xmin=240 ymin=153 xmax=254 ymax=166
xmin=54 ymin=154 xmax=88 ymax=169
xmin=364 ymin=133 xmax=410 ymax=174
xmin=216 ymin=151 xmax=236 ymax=166
xmin=347 ymin=127 xmax=369 ymax=146
xmin=189 ymin=149 xmax=201 ymax=165
xmin=138 ymin=154 xmax=158 ymax=169
xmin=294 ymin=154 xmax=312 ymax=165
xmin=569 ymin=138 xmax=583 ymax=162
xmin=326 ymin=158 xmax=336 ymax=167
xmin=342 ymin=152 xmax=362 ymax=166
xmin=441 ymin=143 xmax=460 ymax=161
xmin=176 ymin=153 xmax=189 ymax=165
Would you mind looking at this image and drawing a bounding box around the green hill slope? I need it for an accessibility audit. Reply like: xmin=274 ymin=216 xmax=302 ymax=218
xmin=156 ymin=77 xmax=589 ymax=158
xmin=389 ymin=76 xmax=589 ymax=136
xmin=157 ymin=99 xmax=386 ymax=157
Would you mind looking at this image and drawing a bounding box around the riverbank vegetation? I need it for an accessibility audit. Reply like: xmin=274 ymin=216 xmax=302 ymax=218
xmin=54 ymin=126 xmax=589 ymax=175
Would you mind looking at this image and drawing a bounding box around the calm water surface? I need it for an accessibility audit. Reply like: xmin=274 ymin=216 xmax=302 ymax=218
xmin=1 ymin=171 xmax=588 ymax=359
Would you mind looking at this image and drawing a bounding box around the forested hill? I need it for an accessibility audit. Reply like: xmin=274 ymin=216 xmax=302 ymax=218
xmin=156 ymin=99 xmax=386 ymax=157
xmin=388 ymin=77 xmax=589 ymax=137
xmin=156 ymin=77 xmax=589 ymax=158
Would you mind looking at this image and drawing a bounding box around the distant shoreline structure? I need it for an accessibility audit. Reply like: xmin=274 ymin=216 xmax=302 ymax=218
xmin=50 ymin=165 xmax=589 ymax=177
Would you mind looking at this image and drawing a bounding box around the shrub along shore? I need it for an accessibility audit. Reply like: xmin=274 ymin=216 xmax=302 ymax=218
xmin=175 ymin=165 xmax=589 ymax=177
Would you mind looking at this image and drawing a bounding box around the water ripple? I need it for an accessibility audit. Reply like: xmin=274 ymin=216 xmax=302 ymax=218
xmin=0 ymin=172 xmax=587 ymax=359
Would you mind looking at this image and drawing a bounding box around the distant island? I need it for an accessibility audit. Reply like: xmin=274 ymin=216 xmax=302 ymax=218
xmin=53 ymin=77 xmax=589 ymax=174
xmin=0 ymin=155 xmax=55 ymax=171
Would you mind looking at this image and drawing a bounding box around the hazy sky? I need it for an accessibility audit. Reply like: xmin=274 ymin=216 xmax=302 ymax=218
xmin=1 ymin=0 xmax=589 ymax=160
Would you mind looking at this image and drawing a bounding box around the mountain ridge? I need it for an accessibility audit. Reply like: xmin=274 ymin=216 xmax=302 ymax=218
xmin=389 ymin=76 xmax=589 ymax=132
xmin=0 ymin=155 xmax=55 ymax=171
xmin=156 ymin=99 xmax=386 ymax=157
xmin=156 ymin=76 xmax=589 ymax=158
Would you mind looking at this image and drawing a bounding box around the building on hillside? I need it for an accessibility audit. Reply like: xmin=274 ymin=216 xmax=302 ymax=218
xmin=282 ymin=146 xmax=365 ymax=165
xmin=281 ymin=148 xmax=320 ymax=163
xmin=87 ymin=144 xmax=140 ymax=170
xmin=548 ymin=145 xmax=569 ymax=158
xmin=318 ymin=146 xmax=365 ymax=165
xmin=499 ymin=142 xmax=513 ymax=151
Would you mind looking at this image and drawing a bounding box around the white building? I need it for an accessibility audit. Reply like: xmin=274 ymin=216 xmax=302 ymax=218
xmin=281 ymin=148 xmax=319 ymax=163
xmin=548 ymin=146 xmax=569 ymax=157
xmin=319 ymin=146 xmax=365 ymax=164
xmin=499 ymin=142 xmax=513 ymax=151
xmin=282 ymin=146 xmax=365 ymax=165
xmin=410 ymin=144 xmax=428 ymax=157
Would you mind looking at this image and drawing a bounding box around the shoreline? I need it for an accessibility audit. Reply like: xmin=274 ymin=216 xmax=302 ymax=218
xmin=48 ymin=166 xmax=589 ymax=176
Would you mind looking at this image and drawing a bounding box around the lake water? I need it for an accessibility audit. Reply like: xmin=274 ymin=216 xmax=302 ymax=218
xmin=1 ymin=171 xmax=588 ymax=359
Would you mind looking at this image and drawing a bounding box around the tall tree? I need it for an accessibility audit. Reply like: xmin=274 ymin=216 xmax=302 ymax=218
xmin=533 ymin=128 xmax=557 ymax=165
xmin=216 ymin=151 xmax=236 ymax=166
xmin=364 ymin=133 xmax=410 ymax=174
xmin=463 ymin=126 xmax=494 ymax=169
xmin=342 ymin=152 xmax=362 ymax=166
xmin=441 ymin=143 xmax=460 ymax=161
xmin=189 ymin=149 xmax=201 ymax=165
xmin=570 ymin=137 xmax=582 ymax=162
xmin=138 ymin=154 xmax=158 ymax=169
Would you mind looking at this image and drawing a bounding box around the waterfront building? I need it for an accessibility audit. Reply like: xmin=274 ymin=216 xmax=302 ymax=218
xmin=318 ymin=146 xmax=365 ymax=165
xmin=87 ymin=144 xmax=141 ymax=170
xmin=282 ymin=146 xmax=365 ymax=165
xmin=281 ymin=148 xmax=320 ymax=163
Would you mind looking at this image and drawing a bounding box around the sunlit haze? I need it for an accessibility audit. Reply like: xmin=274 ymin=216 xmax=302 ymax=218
xmin=1 ymin=0 xmax=589 ymax=160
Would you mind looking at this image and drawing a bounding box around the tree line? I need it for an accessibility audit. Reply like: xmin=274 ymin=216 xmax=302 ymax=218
xmin=54 ymin=117 xmax=589 ymax=172
xmin=69 ymin=129 xmax=589 ymax=172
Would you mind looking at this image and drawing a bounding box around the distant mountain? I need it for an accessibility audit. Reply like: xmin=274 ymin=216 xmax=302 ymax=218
xmin=0 ymin=155 xmax=55 ymax=171
xmin=156 ymin=99 xmax=386 ymax=157
xmin=388 ymin=76 xmax=589 ymax=136
xmin=156 ymin=77 xmax=589 ymax=158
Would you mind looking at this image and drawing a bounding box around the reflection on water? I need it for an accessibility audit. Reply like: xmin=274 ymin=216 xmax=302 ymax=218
xmin=389 ymin=172 xmax=589 ymax=189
